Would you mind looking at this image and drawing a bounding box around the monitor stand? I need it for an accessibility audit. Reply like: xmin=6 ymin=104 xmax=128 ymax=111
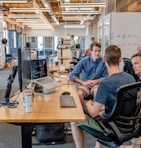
xmin=33 ymin=82 xmax=55 ymax=95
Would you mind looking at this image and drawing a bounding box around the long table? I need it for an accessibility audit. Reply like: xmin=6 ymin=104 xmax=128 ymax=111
xmin=0 ymin=83 xmax=85 ymax=148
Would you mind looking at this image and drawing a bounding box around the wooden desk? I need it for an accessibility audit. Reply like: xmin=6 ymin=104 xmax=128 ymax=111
xmin=0 ymin=84 xmax=85 ymax=148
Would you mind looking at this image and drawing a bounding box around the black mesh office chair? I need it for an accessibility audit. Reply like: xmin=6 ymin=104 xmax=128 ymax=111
xmin=69 ymin=57 xmax=80 ymax=72
xmin=79 ymin=81 xmax=141 ymax=148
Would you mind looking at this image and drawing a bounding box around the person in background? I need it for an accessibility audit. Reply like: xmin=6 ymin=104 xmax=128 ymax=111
xmin=69 ymin=42 xmax=108 ymax=108
xmin=85 ymin=37 xmax=96 ymax=56
xmin=71 ymin=45 xmax=136 ymax=148
xmin=90 ymin=37 xmax=96 ymax=51
xmin=70 ymin=35 xmax=76 ymax=58
xmin=122 ymin=52 xmax=141 ymax=148
xmin=75 ymin=39 xmax=82 ymax=59
xmin=85 ymin=48 xmax=91 ymax=56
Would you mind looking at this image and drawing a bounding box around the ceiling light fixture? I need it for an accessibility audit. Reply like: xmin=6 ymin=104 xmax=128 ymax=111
xmin=29 ymin=28 xmax=50 ymax=30
xmin=64 ymin=25 xmax=85 ymax=28
xmin=16 ymin=18 xmax=42 ymax=22
xmin=9 ymin=8 xmax=51 ymax=12
xmin=80 ymin=15 xmax=95 ymax=25
xmin=28 ymin=26 xmax=50 ymax=29
xmin=25 ymin=24 xmax=49 ymax=26
xmin=62 ymin=11 xmax=101 ymax=15
xmin=0 ymin=0 xmax=28 ymax=3
xmin=7 ymin=14 xmax=41 ymax=19
xmin=60 ymin=3 xmax=106 ymax=8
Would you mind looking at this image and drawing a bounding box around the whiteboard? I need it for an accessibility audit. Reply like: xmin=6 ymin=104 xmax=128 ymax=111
xmin=110 ymin=12 xmax=141 ymax=59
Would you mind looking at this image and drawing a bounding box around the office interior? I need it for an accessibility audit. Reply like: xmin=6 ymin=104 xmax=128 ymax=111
xmin=0 ymin=0 xmax=141 ymax=69
xmin=0 ymin=0 xmax=141 ymax=148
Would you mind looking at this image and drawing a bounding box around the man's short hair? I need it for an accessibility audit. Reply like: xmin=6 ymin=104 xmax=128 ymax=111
xmin=104 ymin=45 xmax=121 ymax=66
xmin=91 ymin=37 xmax=95 ymax=41
xmin=131 ymin=52 xmax=141 ymax=59
xmin=90 ymin=42 xmax=101 ymax=51
xmin=71 ymin=35 xmax=74 ymax=38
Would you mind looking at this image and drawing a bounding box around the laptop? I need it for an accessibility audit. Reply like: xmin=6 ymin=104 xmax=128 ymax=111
xmin=31 ymin=59 xmax=61 ymax=90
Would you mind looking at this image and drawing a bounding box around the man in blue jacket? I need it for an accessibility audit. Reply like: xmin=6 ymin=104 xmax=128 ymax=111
xmin=69 ymin=42 xmax=108 ymax=108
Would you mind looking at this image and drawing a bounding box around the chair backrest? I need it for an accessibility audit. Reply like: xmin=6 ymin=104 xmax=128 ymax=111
xmin=100 ymin=81 xmax=141 ymax=142
xmin=79 ymin=81 xmax=141 ymax=147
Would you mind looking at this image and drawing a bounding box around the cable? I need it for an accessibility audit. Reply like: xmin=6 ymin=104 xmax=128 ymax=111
xmin=0 ymin=90 xmax=20 ymax=108
xmin=6 ymin=91 xmax=20 ymax=108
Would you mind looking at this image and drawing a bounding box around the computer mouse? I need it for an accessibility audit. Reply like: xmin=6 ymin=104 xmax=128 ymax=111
xmin=61 ymin=91 xmax=70 ymax=95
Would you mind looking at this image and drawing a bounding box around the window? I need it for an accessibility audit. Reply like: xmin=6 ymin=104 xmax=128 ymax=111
xmin=44 ymin=37 xmax=54 ymax=55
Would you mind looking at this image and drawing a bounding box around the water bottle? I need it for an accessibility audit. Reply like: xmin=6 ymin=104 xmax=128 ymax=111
xmin=23 ymin=90 xmax=33 ymax=112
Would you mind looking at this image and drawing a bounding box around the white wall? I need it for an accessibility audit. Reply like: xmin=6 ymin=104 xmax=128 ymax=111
xmin=23 ymin=24 xmax=93 ymax=50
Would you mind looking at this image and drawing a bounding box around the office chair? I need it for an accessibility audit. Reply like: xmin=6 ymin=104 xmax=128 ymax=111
xmin=69 ymin=57 xmax=81 ymax=72
xmin=79 ymin=81 xmax=141 ymax=148
xmin=123 ymin=58 xmax=138 ymax=81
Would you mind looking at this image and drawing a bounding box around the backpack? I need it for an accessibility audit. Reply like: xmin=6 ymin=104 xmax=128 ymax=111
xmin=35 ymin=123 xmax=66 ymax=144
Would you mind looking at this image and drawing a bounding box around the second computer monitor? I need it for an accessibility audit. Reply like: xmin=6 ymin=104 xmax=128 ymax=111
xmin=31 ymin=59 xmax=47 ymax=79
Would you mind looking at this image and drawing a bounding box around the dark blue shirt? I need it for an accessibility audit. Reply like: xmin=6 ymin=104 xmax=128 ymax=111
xmin=69 ymin=56 xmax=108 ymax=81
xmin=94 ymin=72 xmax=135 ymax=116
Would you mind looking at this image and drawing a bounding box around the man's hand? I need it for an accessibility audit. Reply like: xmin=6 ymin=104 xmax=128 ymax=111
xmin=81 ymin=80 xmax=99 ymax=88
xmin=87 ymin=80 xmax=99 ymax=87
xmin=86 ymin=100 xmax=103 ymax=118
xmin=86 ymin=100 xmax=94 ymax=106
xmin=74 ymin=78 xmax=99 ymax=88
xmin=81 ymin=81 xmax=93 ymax=88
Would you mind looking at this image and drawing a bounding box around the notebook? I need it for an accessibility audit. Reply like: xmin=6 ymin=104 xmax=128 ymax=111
xmin=31 ymin=59 xmax=61 ymax=90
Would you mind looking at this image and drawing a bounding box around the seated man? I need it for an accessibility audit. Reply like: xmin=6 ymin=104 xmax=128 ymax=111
xmin=69 ymin=42 xmax=108 ymax=108
xmin=122 ymin=52 xmax=141 ymax=148
xmin=71 ymin=45 xmax=136 ymax=148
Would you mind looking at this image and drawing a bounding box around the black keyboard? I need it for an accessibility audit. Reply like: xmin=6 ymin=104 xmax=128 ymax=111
xmin=60 ymin=95 xmax=76 ymax=107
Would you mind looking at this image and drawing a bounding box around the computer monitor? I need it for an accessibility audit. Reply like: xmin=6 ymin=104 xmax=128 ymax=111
xmin=123 ymin=58 xmax=138 ymax=81
xmin=18 ymin=47 xmax=32 ymax=91
xmin=0 ymin=47 xmax=32 ymax=107
xmin=31 ymin=59 xmax=47 ymax=79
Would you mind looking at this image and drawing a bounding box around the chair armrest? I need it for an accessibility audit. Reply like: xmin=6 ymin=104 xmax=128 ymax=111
xmin=69 ymin=61 xmax=77 ymax=65
xmin=95 ymin=117 xmax=114 ymax=137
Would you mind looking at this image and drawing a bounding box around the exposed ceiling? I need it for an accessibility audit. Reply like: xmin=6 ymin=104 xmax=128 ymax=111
xmin=1 ymin=0 xmax=107 ymax=31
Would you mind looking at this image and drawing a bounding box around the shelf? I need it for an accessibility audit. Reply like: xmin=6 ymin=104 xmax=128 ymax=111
xmin=57 ymin=45 xmax=71 ymax=64
xmin=58 ymin=57 xmax=71 ymax=60
xmin=57 ymin=47 xmax=70 ymax=50
xmin=57 ymin=46 xmax=71 ymax=49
